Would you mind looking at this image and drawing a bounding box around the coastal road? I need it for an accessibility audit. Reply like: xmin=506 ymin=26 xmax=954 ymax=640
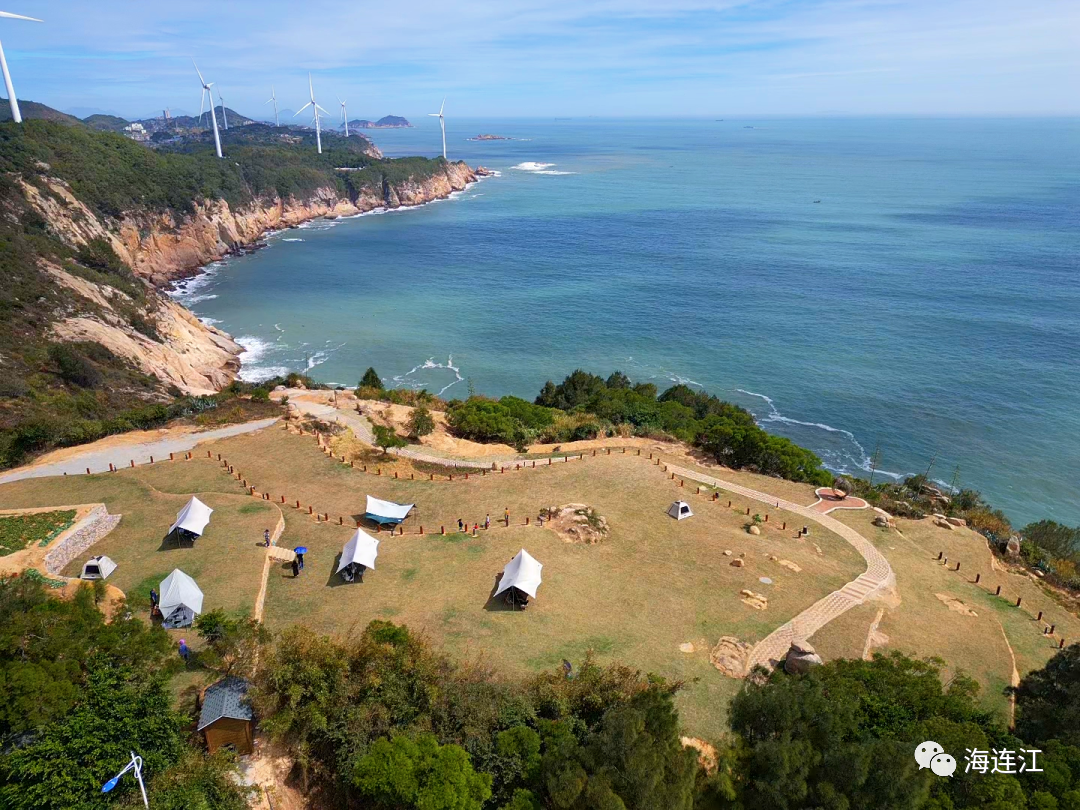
xmin=0 ymin=418 xmax=280 ymax=485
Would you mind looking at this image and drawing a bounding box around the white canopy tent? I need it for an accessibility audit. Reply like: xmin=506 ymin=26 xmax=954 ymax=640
xmin=337 ymin=528 xmax=380 ymax=581
xmin=494 ymin=549 xmax=543 ymax=601
xmin=80 ymin=555 xmax=117 ymax=580
xmin=364 ymin=495 xmax=414 ymax=525
xmin=169 ymin=496 xmax=214 ymax=539
xmin=667 ymin=501 xmax=693 ymax=520
xmin=159 ymin=568 xmax=204 ymax=628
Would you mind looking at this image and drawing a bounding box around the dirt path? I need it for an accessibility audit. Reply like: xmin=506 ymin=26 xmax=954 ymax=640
xmin=995 ymin=618 xmax=1021 ymax=726
xmin=661 ymin=461 xmax=893 ymax=674
xmin=0 ymin=419 xmax=280 ymax=484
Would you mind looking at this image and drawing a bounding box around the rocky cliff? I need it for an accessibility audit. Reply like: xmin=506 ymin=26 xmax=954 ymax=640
xmin=18 ymin=161 xmax=476 ymax=393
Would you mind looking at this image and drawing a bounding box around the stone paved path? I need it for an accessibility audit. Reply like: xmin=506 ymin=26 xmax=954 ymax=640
xmin=0 ymin=419 xmax=281 ymax=484
xmin=662 ymin=462 xmax=894 ymax=674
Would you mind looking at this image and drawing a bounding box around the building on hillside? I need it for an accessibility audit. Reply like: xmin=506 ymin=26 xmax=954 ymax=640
xmin=198 ymin=677 xmax=254 ymax=755
xmin=123 ymin=122 xmax=149 ymax=142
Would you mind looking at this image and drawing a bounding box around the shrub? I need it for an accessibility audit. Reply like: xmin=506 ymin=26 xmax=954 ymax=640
xmin=47 ymin=343 xmax=102 ymax=388
xmin=407 ymin=405 xmax=435 ymax=439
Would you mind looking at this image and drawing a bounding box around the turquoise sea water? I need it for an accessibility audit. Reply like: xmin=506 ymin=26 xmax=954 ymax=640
xmin=173 ymin=117 xmax=1080 ymax=526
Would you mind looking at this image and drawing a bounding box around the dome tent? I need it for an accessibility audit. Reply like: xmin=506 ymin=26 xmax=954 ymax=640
xmin=80 ymin=555 xmax=117 ymax=580
xmin=667 ymin=501 xmax=693 ymax=520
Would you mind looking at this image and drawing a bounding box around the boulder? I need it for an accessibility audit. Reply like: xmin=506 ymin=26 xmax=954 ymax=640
xmin=873 ymin=515 xmax=891 ymax=528
xmin=730 ymin=558 xmax=745 ymax=568
xmin=946 ymin=516 xmax=967 ymax=528
xmin=1006 ymin=536 xmax=1022 ymax=557
xmin=934 ymin=518 xmax=955 ymax=531
xmin=723 ymin=549 xmax=733 ymax=556
xmin=784 ymin=640 xmax=824 ymax=675
xmin=747 ymin=525 xmax=761 ymax=535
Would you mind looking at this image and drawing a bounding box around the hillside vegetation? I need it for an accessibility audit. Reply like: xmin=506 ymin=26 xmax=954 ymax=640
xmin=0 ymin=116 xmax=454 ymax=470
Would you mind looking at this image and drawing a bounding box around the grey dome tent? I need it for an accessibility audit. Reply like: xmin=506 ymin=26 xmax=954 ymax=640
xmin=159 ymin=568 xmax=204 ymax=628
xmin=667 ymin=501 xmax=693 ymax=520
xmin=80 ymin=555 xmax=117 ymax=580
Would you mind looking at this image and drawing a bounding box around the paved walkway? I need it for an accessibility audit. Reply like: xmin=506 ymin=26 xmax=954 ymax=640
xmin=663 ymin=462 xmax=894 ymax=673
xmin=0 ymin=419 xmax=280 ymax=484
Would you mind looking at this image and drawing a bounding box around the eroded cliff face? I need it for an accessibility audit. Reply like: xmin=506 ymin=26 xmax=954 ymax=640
xmin=20 ymin=161 xmax=476 ymax=395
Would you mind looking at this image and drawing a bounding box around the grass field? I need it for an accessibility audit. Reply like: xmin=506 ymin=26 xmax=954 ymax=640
xmin=2 ymin=421 xmax=1075 ymax=740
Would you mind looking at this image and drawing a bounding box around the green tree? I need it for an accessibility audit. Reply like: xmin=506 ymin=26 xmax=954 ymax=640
xmin=407 ymin=405 xmax=436 ymax=439
xmin=373 ymin=424 xmax=408 ymax=456
xmin=360 ymin=367 xmax=384 ymax=390
xmin=121 ymin=751 xmax=252 ymax=810
xmin=1021 ymin=521 xmax=1080 ymax=561
xmin=1015 ymin=643 xmax=1080 ymax=747
xmin=0 ymin=661 xmax=184 ymax=810
xmin=194 ymin=608 xmax=269 ymax=678
xmin=352 ymin=733 xmax=492 ymax=810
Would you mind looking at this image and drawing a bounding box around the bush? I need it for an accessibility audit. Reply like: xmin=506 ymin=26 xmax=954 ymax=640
xmin=47 ymin=343 xmax=102 ymax=388
xmin=407 ymin=405 xmax=435 ymax=439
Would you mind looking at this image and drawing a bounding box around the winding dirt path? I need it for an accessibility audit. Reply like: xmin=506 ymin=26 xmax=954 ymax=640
xmin=662 ymin=462 xmax=894 ymax=673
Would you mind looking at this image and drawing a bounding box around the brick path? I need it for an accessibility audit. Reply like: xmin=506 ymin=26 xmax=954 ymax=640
xmin=662 ymin=463 xmax=894 ymax=674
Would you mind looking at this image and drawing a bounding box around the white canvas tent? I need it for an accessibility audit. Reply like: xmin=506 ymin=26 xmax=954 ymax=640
xmin=667 ymin=501 xmax=693 ymax=520
xmin=159 ymin=568 xmax=204 ymax=628
xmin=80 ymin=555 xmax=117 ymax=580
xmin=337 ymin=528 xmax=380 ymax=582
xmin=364 ymin=495 xmax=414 ymax=525
xmin=169 ymin=496 xmax=214 ymax=541
xmin=494 ymin=549 xmax=543 ymax=605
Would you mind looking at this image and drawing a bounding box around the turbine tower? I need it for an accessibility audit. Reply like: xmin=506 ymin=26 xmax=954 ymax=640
xmin=0 ymin=10 xmax=42 ymax=124
xmin=339 ymin=98 xmax=348 ymax=137
xmin=428 ymin=98 xmax=446 ymax=160
xmin=217 ymin=88 xmax=228 ymax=129
xmin=294 ymin=74 xmax=329 ymax=154
xmin=266 ymin=86 xmax=279 ymax=126
xmin=193 ymin=61 xmax=223 ymax=159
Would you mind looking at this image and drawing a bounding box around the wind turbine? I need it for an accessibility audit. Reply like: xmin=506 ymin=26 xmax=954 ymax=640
xmin=0 ymin=10 xmax=42 ymax=124
xmin=266 ymin=85 xmax=279 ymax=126
xmin=217 ymin=87 xmax=228 ymax=129
xmin=100 ymin=751 xmax=148 ymax=809
xmin=193 ymin=60 xmax=223 ymax=159
xmin=428 ymin=98 xmax=446 ymax=160
xmin=338 ymin=98 xmax=348 ymax=137
xmin=294 ymin=73 xmax=329 ymax=154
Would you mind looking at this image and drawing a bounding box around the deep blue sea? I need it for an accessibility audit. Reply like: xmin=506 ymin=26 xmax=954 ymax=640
xmin=172 ymin=117 xmax=1080 ymax=526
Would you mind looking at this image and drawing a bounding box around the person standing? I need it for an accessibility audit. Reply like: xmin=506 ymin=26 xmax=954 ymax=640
xmin=178 ymin=639 xmax=190 ymax=664
xmin=504 ymin=507 xmax=510 ymax=526
xmin=149 ymin=587 xmax=158 ymax=609
xmin=458 ymin=518 xmax=464 ymax=532
xmin=291 ymin=558 xmax=300 ymax=578
xmin=263 ymin=528 xmax=271 ymax=547
xmin=297 ymin=550 xmax=305 ymax=570
xmin=484 ymin=514 xmax=490 ymax=530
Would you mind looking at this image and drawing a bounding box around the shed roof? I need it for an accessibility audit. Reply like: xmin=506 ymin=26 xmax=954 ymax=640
xmin=198 ymin=677 xmax=253 ymax=731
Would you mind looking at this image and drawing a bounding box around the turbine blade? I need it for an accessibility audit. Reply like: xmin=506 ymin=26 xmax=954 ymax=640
xmin=428 ymin=113 xmax=439 ymax=117
xmin=192 ymin=59 xmax=206 ymax=86
xmin=294 ymin=101 xmax=312 ymax=116
xmin=0 ymin=11 xmax=42 ymax=21
xmin=316 ymin=104 xmax=330 ymax=115
xmin=199 ymin=89 xmax=207 ymax=117
xmin=440 ymin=98 xmax=445 ymax=115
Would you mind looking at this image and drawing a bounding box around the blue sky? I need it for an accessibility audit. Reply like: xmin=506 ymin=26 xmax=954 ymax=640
xmin=3 ymin=0 xmax=1078 ymax=120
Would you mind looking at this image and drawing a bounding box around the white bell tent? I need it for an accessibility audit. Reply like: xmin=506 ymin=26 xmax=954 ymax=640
xmin=159 ymin=568 xmax=204 ymax=628
xmin=169 ymin=496 xmax=214 ymax=542
xmin=667 ymin=501 xmax=693 ymax=520
xmin=364 ymin=495 xmax=414 ymax=526
xmin=494 ymin=549 xmax=543 ymax=604
xmin=80 ymin=555 xmax=117 ymax=580
xmin=337 ymin=528 xmax=380 ymax=582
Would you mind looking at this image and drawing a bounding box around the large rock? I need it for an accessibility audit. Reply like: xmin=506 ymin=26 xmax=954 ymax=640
xmin=934 ymin=518 xmax=955 ymax=531
xmin=730 ymin=558 xmax=745 ymax=568
xmin=1006 ymin=536 xmax=1022 ymax=557
xmin=946 ymin=516 xmax=967 ymax=528
xmin=747 ymin=524 xmax=761 ymax=535
xmin=784 ymin=639 xmax=824 ymax=675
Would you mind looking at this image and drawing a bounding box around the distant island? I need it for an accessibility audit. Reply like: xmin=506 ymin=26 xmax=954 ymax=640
xmin=348 ymin=115 xmax=412 ymax=129
xmin=468 ymin=134 xmax=512 ymax=141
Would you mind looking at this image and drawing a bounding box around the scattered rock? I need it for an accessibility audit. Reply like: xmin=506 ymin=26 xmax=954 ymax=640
xmin=679 ymin=642 xmax=695 ymax=653
xmin=543 ymin=504 xmax=609 ymax=545
xmin=784 ymin=639 xmax=824 ymax=674
xmin=767 ymin=554 xmax=778 ymax=561
xmin=740 ymin=589 xmax=768 ymax=610
xmin=730 ymin=558 xmax=745 ymax=568
xmin=747 ymin=524 xmax=761 ymax=535
xmin=723 ymin=549 xmax=733 ymax=556
xmin=778 ymin=559 xmax=802 ymax=573
xmin=681 ymin=737 xmax=719 ymax=774
xmin=932 ymin=512 xmax=948 ymax=521
xmin=709 ymin=636 xmax=751 ymax=678
xmin=936 ymin=593 xmax=978 ymax=617
xmin=946 ymin=516 xmax=967 ymax=528
xmin=935 ymin=518 xmax=955 ymax=531
xmin=873 ymin=515 xmax=892 ymax=528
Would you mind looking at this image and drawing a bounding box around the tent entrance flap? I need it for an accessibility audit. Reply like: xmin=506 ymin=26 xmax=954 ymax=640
xmin=364 ymin=495 xmax=414 ymax=525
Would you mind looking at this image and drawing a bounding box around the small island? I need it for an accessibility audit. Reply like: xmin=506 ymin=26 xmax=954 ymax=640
xmin=468 ymin=134 xmax=512 ymax=141
xmin=350 ymin=115 xmax=412 ymax=129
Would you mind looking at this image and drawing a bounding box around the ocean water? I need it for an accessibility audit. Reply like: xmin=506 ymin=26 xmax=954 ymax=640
xmin=172 ymin=117 xmax=1080 ymax=526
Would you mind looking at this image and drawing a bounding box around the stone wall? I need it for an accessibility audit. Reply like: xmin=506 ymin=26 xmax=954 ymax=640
xmin=44 ymin=505 xmax=122 ymax=576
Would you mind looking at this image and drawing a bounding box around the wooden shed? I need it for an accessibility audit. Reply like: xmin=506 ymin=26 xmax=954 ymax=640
xmin=198 ymin=677 xmax=254 ymax=755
